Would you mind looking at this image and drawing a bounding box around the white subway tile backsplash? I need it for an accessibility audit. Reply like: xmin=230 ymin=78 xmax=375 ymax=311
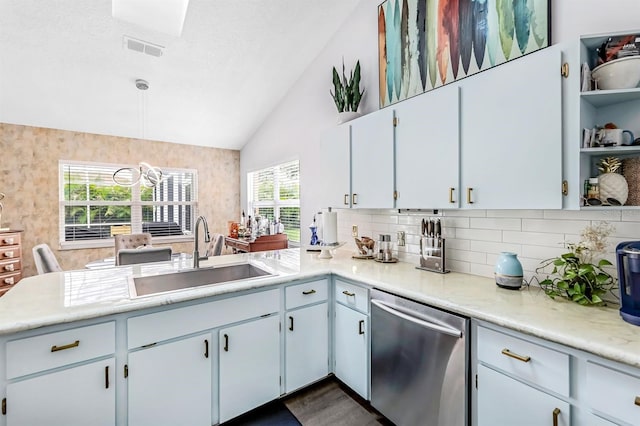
xmin=469 ymin=263 xmax=494 ymax=278
xmin=470 ymin=217 xmax=521 ymax=231
xmin=543 ymin=209 xmax=621 ymax=221
xmin=522 ymin=219 xmax=589 ymax=234
xmin=503 ymin=231 xmax=565 ymax=247
xmin=444 ymin=238 xmax=470 ymax=251
xmin=446 ymin=259 xmax=470 ymax=273
xmin=487 ymin=210 xmax=544 ymax=219
xmin=446 ymin=249 xmax=487 ymax=264
xmin=470 ymin=240 xmax=521 ymax=255
xmin=522 ymin=244 xmax=568 ymax=260
xmin=610 ymin=221 xmax=640 ymax=239
xmin=455 ymin=228 xmax=502 ymax=242
xmin=441 ymin=216 xmax=470 ymax=229
xmin=443 ymin=209 xmax=487 ymax=217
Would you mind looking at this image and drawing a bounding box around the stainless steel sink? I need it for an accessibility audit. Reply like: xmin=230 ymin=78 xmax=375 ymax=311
xmin=131 ymin=263 xmax=273 ymax=297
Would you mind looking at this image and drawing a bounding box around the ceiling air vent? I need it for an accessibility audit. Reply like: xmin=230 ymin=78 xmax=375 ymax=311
xmin=123 ymin=36 xmax=164 ymax=58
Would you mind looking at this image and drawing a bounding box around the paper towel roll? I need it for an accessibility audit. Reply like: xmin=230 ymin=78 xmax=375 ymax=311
xmin=322 ymin=211 xmax=338 ymax=245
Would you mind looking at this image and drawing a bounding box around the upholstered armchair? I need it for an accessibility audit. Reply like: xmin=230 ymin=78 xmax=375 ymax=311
xmin=114 ymin=233 xmax=152 ymax=265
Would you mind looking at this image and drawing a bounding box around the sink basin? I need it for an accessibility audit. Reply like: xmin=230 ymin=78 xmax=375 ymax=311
xmin=131 ymin=263 xmax=273 ymax=297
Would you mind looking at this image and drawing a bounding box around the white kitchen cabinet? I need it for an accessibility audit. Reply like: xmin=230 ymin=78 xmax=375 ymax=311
xmin=395 ymin=84 xmax=460 ymax=209
xmin=319 ymin=123 xmax=352 ymax=208
xmin=586 ymin=360 xmax=640 ymax=426
xmin=334 ymin=301 xmax=368 ymax=399
xmin=477 ymin=364 xmax=570 ymax=426
xmin=285 ymin=302 xmax=329 ymax=393
xmin=459 ymin=45 xmax=563 ymax=209
xmin=350 ymin=108 xmax=395 ymax=209
xmin=127 ymin=333 xmax=212 ymax=426
xmin=219 ymin=314 xmax=280 ymax=423
xmin=6 ymin=358 xmax=115 ymax=426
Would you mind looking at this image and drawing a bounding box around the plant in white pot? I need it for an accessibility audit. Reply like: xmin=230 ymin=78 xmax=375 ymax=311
xmin=330 ymin=59 xmax=364 ymax=123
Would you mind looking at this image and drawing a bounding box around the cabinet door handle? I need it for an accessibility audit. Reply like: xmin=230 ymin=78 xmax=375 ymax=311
xmin=358 ymin=319 xmax=365 ymax=335
xmin=302 ymin=289 xmax=316 ymax=295
xmin=449 ymin=187 xmax=455 ymax=203
xmin=342 ymin=290 xmax=355 ymax=297
xmin=51 ymin=340 xmax=80 ymax=352
xmin=352 ymin=193 xmax=358 ymax=205
xmin=466 ymin=187 xmax=474 ymax=204
xmin=344 ymin=194 xmax=349 ymax=205
xmin=635 ymin=396 xmax=640 ymax=406
xmin=501 ymin=348 xmax=531 ymax=363
xmin=3 ymin=277 xmax=14 ymax=285
xmin=204 ymin=339 xmax=209 ymax=358
xmin=223 ymin=334 xmax=229 ymax=352
xmin=3 ymin=264 xmax=14 ymax=271
xmin=3 ymin=251 xmax=13 ymax=258
xmin=289 ymin=316 xmax=294 ymax=331
xmin=552 ymin=407 xmax=561 ymax=426
xmin=105 ymin=366 xmax=110 ymax=389
xmin=3 ymin=238 xmax=14 ymax=245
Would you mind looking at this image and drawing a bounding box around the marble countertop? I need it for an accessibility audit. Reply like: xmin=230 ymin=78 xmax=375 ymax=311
xmin=1 ymin=247 xmax=639 ymax=368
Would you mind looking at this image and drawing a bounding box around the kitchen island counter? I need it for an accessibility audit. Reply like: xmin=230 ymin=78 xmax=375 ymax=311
xmin=1 ymin=247 xmax=638 ymax=369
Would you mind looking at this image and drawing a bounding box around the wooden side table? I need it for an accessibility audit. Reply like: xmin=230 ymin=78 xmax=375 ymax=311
xmin=0 ymin=230 xmax=24 ymax=297
xmin=225 ymin=234 xmax=288 ymax=253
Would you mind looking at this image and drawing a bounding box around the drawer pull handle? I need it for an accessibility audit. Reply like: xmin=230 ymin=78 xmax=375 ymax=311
xmin=204 ymin=339 xmax=209 ymax=359
xmin=51 ymin=340 xmax=80 ymax=352
xmin=344 ymin=194 xmax=349 ymax=205
xmin=342 ymin=290 xmax=355 ymax=297
xmin=3 ymin=277 xmax=14 ymax=285
xmin=552 ymin=407 xmax=560 ymax=426
xmin=302 ymin=289 xmax=316 ymax=295
xmin=501 ymin=348 xmax=531 ymax=363
xmin=352 ymin=193 xmax=358 ymax=205
xmin=3 ymin=238 xmax=14 ymax=245
xmin=635 ymin=396 xmax=640 ymax=406
xmin=3 ymin=251 xmax=14 ymax=258
xmin=467 ymin=187 xmax=474 ymax=204
xmin=223 ymin=334 xmax=229 ymax=352
xmin=449 ymin=187 xmax=455 ymax=203
xmin=105 ymin=366 xmax=109 ymax=389
xmin=4 ymin=264 xmax=14 ymax=271
xmin=289 ymin=316 xmax=294 ymax=331
xmin=358 ymin=319 xmax=365 ymax=335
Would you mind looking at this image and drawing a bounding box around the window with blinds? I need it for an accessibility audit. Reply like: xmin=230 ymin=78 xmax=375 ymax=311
xmin=59 ymin=161 xmax=197 ymax=248
xmin=248 ymin=160 xmax=300 ymax=243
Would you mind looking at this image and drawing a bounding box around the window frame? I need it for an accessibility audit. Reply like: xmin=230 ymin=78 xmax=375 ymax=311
xmin=58 ymin=160 xmax=198 ymax=249
xmin=247 ymin=160 xmax=300 ymax=245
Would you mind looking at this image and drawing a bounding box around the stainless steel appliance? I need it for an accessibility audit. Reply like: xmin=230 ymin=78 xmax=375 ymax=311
xmin=616 ymin=241 xmax=640 ymax=325
xmin=417 ymin=218 xmax=449 ymax=273
xmin=371 ymin=289 xmax=469 ymax=426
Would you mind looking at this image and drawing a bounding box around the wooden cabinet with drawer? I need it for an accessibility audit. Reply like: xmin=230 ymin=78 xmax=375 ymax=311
xmin=0 ymin=230 xmax=23 ymax=296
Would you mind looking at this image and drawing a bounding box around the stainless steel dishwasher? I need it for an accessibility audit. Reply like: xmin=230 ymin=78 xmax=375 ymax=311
xmin=370 ymin=288 xmax=469 ymax=426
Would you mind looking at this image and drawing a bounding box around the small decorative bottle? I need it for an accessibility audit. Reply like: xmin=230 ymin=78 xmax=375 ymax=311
xmin=309 ymin=216 xmax=319 ymax=245
xmin=494 ymin=252 xmax=523 ymax=290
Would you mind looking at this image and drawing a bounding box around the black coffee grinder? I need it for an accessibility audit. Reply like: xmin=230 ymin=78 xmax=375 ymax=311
xmin=616 ymin=242 xmax=640 ymax=326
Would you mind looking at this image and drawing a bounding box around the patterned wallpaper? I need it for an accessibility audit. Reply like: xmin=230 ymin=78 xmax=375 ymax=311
xmin=0 ymin=123 xmax=240 ymax=277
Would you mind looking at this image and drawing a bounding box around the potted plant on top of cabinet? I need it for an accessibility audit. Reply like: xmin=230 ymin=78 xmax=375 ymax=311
xmin=330 ymin=59 xmax=364 ymax=123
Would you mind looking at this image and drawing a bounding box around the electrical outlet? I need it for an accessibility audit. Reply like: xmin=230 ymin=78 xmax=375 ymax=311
xmin=397 ymin=231 xmax=406 ymax=247
xmin=351 ymin=225 xmax=358 ymax=237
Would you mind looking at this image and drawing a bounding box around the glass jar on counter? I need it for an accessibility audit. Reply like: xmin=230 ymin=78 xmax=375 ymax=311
xmin=587 ymin=177 xmax=600 ymax=200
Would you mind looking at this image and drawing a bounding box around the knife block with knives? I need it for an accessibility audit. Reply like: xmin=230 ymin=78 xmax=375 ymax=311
xmin=417 ymin=218 xmax=449 ymax=274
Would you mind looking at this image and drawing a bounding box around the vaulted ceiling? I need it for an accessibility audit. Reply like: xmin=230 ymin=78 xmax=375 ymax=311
xmin=0 ymin=0 xmax=360 ymax=150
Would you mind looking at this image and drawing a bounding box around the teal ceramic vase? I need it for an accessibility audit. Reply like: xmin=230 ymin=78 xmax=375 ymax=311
xmin=495 ymin=252 xmax=523 ymax=290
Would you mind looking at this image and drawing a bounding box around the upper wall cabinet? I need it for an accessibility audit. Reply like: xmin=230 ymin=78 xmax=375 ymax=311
xmin=459 ymin=45 xmax=564 ymax=209
xmin=319 ymin=123 xmax=352 ymax=209
xmin=350 ymin=108 xmax=395 ymax=209
xmin=395 ymin=84 xmax=460 ymax=209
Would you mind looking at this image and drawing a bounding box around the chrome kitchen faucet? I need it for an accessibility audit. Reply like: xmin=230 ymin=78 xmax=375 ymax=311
xmin=193 ymin=215 xmax=211 ymax=268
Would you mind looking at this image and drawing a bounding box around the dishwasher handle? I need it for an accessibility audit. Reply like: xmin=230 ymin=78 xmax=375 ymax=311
xmin=371 ymin=299 xmax=463 ymax=338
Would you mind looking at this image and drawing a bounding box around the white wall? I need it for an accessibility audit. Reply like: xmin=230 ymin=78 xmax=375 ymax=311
xmin=241 ymin=0 xmax=640 ymax=280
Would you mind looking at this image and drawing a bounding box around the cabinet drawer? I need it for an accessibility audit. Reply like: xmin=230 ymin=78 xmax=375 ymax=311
xmin=587 ymin=361 xmax=640 ymax=425
xmin=477 ymin=326 xmax=569 ymax=396
xmin=286 ymin=279 xmax=328 ymax=309
xmin=0 ymin=271 xmax=21 ymax=287
xmin=335 ymin=280 xmax=368 ymax=313
xmin=128 ymin=288 xmax=280 ymax=349
xmin=0 ymin=232 xmax=20 ymax=247
xmin=0 ymin=246 xmax=20 ymax=260
xmin=0 ymin=257 xmax=21 ymax=273
xmin=6 ymin=321 xmax=116 ymax=379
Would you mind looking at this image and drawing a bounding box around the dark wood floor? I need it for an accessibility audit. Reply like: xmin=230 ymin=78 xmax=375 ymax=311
xmin=283 ymin=378 xmax=393 ymax=426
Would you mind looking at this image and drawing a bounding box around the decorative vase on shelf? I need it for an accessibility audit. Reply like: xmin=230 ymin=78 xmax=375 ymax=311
xmin=495 ymin=252 xmax=523 ymax=290
xmin=598 ymin=157 xmax=629 ymax=205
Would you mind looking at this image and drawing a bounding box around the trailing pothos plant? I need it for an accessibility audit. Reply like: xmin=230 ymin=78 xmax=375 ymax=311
xmin=536 ymin=222 xmax=618 ymax=306
xmin=330 ymin=59 xmax=364 ymax=113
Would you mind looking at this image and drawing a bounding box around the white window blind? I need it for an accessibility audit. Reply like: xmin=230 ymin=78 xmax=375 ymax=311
xmin=248 ymin=160 xmax=300 ymax=243
xmin=59 ymin=161 xmax=197 ymax=248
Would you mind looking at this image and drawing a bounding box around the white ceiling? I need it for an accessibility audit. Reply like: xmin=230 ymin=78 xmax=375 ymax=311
xmin=0 ymin=0 xmax=360 ymax=150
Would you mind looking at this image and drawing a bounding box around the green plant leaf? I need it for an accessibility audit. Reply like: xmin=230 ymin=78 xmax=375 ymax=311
xmin=598 ymin=259 xmax=613 ymax=267
xmin=552 ymin=258 xmax=565 ymax=266
xmin=578 ymin=264 xmax=594 ymax=275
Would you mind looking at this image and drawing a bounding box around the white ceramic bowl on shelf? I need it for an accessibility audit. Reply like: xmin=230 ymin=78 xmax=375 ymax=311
xmin=592 ymin=56 xmax=640 ymax=90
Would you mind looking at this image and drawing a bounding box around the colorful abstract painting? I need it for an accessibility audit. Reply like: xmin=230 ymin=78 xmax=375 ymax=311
xmin=378 ymin=0 xmax=550 ymax=107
